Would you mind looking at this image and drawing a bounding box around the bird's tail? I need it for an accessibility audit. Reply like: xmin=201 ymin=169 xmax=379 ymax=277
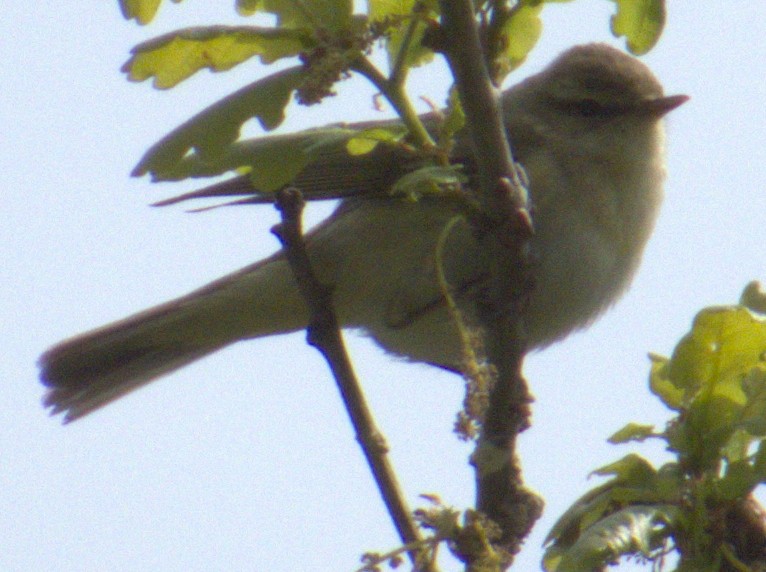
xmin=39 ymin=255 xmax=307 ymax=423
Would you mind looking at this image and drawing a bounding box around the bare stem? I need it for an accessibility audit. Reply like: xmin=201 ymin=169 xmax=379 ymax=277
xmin=272 ymin=188 xmax=435 ymax=571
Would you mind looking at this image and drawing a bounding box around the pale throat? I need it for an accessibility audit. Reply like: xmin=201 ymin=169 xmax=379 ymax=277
xmin=579 ymin=121 xmax=667 ymax=256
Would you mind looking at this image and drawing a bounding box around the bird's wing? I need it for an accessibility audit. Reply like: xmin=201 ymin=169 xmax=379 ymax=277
xmin=152 ymin=113 xmax=460 ymax=209
xmin=382 ymin=211 xmax=488 ymax=330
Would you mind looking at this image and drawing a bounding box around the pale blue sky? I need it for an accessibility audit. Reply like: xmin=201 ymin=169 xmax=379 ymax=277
xmin=3 ymin=2 xmax=765 ymax=571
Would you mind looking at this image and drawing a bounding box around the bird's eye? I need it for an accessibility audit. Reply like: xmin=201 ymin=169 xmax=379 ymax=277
xmin=573 ymin=98 xmax=604 ymax=117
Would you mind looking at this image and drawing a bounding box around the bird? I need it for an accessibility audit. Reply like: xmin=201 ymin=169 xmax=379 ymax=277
xmin=39 ymin=43 xmax=687 ymax=423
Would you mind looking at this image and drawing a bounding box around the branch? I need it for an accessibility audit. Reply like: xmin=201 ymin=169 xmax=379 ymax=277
xmin=271 ymin=188 xmax=434 ymax=571
xmin=436 ymin=0 xmax=542 ymax=565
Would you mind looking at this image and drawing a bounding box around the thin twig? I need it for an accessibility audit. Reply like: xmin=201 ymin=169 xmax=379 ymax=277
xmin=351 ymin=56 xmax=435 ymax=151
xmin=271 ymin=188 xmax=434 ymax=571
xmin=389 ymin=1 xmax=427 ymax=86
xmin=436 ymin=0 xmax=543 ymax=565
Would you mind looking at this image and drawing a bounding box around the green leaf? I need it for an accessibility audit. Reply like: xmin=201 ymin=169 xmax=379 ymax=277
xmin=545 ymin=505 xmax=676 ymax=571
xmin=390 ymin=165 xmax=466 ymax=200
xmin=545 ymin=460 xmax=681 ymax=552
xmin=132 ymin=66 xmax=306 ymax=180
xmin=718 ymin=459 xmax=758 ymax=500
xmin=667 ymin=306 xmax=766 ymax=402
xmin=544 ymin=484 xmax=613 ymax=543
xmin=608 ymin=423 xmax=656 ymax=444
xmin=236 ymin=0 xmax=352 ymax=31
xmin=721 ymin=428 xmax=754 ymax=464
xmin=649 ymin=352 xmax=684 ymax=410
xmin=346 ymin=126 xmax=407 ymax=155
xmin=683 ymin=386 xmax=749 ymax=468
xmin=609 ymin=0 xmax=666 ymax=55
xmin=369 ymin=0 xmax=437 ymax=71
xmin=438 ymin=87 xmax=465 ymax=148
xmin=388 ymin=21 xmax=435 ymax=71
xmin=738 ymin=366 xmax=766 ymax=436
xmin=180 ymin=137 xmax=308 ymax=190
xmin=368 ymin=0 xmax=415 ymax=20
xmin=753 ymin=440 xmax=766 ymax=480
xmin=688 ymin=365 xmax=766 ymax=467
xmin=237 ymin=141 xmax=311 ymax=192
xmin=150 ymin=128 xmax=359 ymax=194
xmin=500 ymin=3 xmax=543 ymax=73
xmin=119 ymin=0 xmax=181 ymax=25
xmin=592 ymin=454 xmax=658 ymax=484
xmin=242 ymin=129 xmax=354 ymax=191
xmin=123 ymin=27 xmax=309 ymax=89
xmin=660 ymin=305 xmax=766 ymax=468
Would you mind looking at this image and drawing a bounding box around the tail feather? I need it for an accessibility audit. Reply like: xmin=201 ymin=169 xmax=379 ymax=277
xmin=40 ymin=256 xmax=307 ymax=422
xmin=41 ymin=341 xmax=226 ymax=423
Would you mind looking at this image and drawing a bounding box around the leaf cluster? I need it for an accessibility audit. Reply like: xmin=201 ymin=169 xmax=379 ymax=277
xmin=117 ymin=0 xmax=667 ymax=207
xmin=544 ymin=283 xmax=766 ymax=571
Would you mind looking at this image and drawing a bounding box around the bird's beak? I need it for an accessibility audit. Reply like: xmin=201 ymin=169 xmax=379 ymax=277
xmin=641 ymin=94 xmax=690 ymax=117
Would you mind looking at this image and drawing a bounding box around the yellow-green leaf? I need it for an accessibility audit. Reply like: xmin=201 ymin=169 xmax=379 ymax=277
xmin=118 ymin=0 xmax=170 ymax=25
xmin=242 ymin=129 xmax=354 ymax=192
xmin=608 ymin=423 xmax=656 ymax=444
xmin=390 ymin=165 xmax=465 ymax=200
xmin=147 ymin=128 xmax=359 ymax=197
xmin=721 ymin=428 xmax=754 ymax=464
xmin=369 ymin=0 xmax=412 ymax=21
xmin=738 ymin=365 xmax=766 ymax=436
xmin=667 ymin=306 xmax=766 ymax=399
xmin=754 ymin=440 xmax=766 ymax=479
xmin=236 ymin=0 xmax=352 ymax=31
xmin=389 ymin=20 xmax=434 ymax=70
xmin=123 ymin=26 xmax=308 ymax=89
xmin=609 ymin=0 xmax=665 ymax=55
xmin=239 ymin=139 xmax=309 ymax=192
xmin=369 ymin=0 xmax=436 ymax=71
xmin=592 ymin=454 xmax=657 ymax=484
xmin=547 ymin=505 xmax=676 ymax=571
xmin=346 ymin=127 xmax=406 ymax=155
xmin=500 ymin=4 xmax=543 ymax=73
xmin=438 ymin=86 xmax=465 ymax=148
xmin=659 ymin=306 xmax=766 ymax=466
xmin=132 ymin=66 xmax=306 ymax=180
xmin=719 ymin=460 xmax=758 ymax=500
xmin=649 ymin=353 xmax=684 ymax=410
